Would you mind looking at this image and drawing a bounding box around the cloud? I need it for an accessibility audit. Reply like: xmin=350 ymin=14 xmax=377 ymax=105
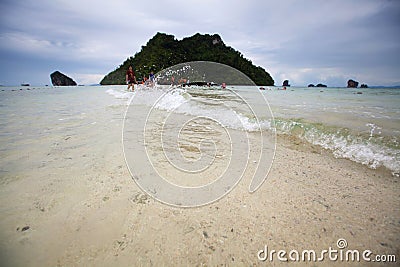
xmin=0 ymin=32 xmax=75 ymax=56
xmin=232 ymin=0 xmax=400 ymax=86
xmin=71 ymin=73 xmax=105 ymax=85
xmin=0 ymin=0 xmax=399 ymax=86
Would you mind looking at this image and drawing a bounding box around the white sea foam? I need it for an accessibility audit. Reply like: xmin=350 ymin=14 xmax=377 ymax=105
xmin=105 ymin=88 xmax=133 ymax=100
xmin=154 ymin=88 xmax=189 ymax=111
xmin=149 ymin=88 xmax=271 ymax=132
xmin=113 ymin=86 xmax=264 ymax=132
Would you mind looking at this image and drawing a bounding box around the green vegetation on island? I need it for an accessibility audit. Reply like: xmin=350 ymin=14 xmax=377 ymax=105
xmin=100 ymin=33 xmax=274 ymax=86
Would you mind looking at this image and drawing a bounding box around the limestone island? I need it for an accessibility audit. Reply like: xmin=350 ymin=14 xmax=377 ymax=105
xmin=100 ymin=32 xmax=274 ymax=86
xmin=50 ymin=71 xmax=77 ymax=86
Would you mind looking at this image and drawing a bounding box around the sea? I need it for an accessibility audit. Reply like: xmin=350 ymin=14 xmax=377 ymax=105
xmin=0 ymin=84 xmax=399 ymax=187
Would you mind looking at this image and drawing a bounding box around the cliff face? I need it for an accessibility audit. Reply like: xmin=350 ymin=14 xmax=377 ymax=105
xmin=100 ymin=32 xmax=274 ymax=86
xmin=50 ymin=71 xmax=77 ymax=86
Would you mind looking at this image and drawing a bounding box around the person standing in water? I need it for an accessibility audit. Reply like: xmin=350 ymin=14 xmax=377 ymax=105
xmin=126 ymin=66 xmax=137 ymax=91
xmin=171 ymin=75 xmax=175 ymax=86
xmin=149 ymin=71 xmax=155 ymax=87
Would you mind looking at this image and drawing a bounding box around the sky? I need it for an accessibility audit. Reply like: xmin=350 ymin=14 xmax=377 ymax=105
xmin=0 ymin=0 xmax=399 ymax=87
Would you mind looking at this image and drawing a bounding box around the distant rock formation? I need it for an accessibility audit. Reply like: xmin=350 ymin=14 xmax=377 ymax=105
xmin=360 ymin=84 xmax=368 ymax=88
xmin=308 ymin=83 xmax=327 ymax=87
xmin=282 ymin=80 xmax=290 ymax=87
xmin=347 ymin=79 xmax=359 ymax=88
xmin=50 ymin=71 xmax=77 ymax=86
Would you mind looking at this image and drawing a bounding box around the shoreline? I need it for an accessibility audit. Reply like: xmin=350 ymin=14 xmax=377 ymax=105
xmin=1 ymin=112 xmax=398 ymax=266
xmin=277 ymin=132 xmax=397 ymax=178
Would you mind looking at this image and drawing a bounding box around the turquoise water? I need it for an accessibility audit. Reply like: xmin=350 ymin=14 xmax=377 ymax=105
xmin=1 ymin=85 xmax=399 ymax=177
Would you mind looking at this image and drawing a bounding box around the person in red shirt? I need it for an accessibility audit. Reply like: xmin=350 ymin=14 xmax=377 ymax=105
xmin=126 ymin=66 xmax=137 ymax=91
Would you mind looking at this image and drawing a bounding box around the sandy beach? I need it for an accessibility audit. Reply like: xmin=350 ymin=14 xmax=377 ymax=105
xmin=1 ymin=96 xmax=398 ymax=267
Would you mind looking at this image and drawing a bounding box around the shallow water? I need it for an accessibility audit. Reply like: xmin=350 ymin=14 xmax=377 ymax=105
xmin=0 ymin=84 xmax=399 ymax=182
xmin=0 ymin=86 xmax=124 ymax=183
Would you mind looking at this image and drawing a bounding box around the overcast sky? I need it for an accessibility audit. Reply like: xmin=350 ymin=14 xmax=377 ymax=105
xmin=0 ymin=0 xmax=399 ymax=86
